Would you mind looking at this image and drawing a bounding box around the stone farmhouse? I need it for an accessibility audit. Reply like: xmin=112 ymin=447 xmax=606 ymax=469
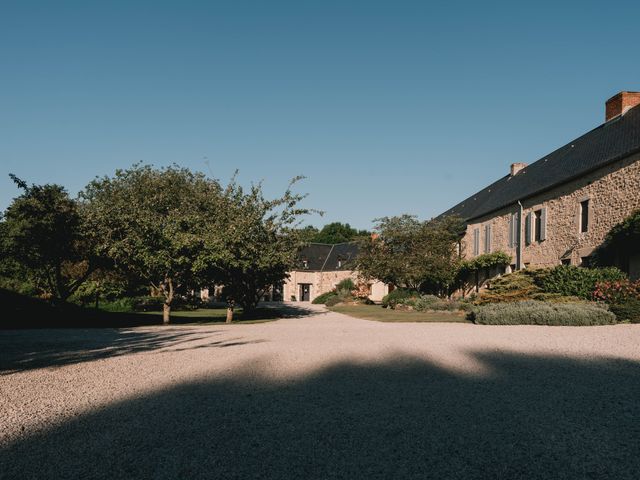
xmin=441 ymin=91 xmax=640 ymax=280
xmin=284 ymin=242 xmax=389 ymax=303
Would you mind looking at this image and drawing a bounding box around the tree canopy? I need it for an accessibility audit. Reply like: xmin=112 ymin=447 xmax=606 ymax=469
xmin=357 ymin=214 xmax=464 ymax=294
xmin=1 ymin=175 xmax=97 ymax=303
xmin=299 ymin=222 xmax=370 ymax=244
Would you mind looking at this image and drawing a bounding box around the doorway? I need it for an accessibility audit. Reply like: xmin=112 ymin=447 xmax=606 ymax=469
xmin=299 ymin=283 xmax=311 ymax=302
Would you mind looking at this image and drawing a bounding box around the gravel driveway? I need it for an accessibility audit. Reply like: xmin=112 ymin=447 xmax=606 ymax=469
xmin=2 ymin=305 xmax=640 ymax=479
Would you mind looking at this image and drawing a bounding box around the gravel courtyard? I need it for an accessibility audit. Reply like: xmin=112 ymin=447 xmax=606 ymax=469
xmin=2 ymin=305 xmax=640 ymax=479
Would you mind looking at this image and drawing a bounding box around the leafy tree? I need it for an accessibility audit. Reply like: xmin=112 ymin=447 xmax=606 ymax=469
xmin=0 ymin=175 xmax=97 ymax=303
xmin=196 ymin=177 xmax=312 ymax=322
xmin=80 ymin=164 xmax=220 ymax=324
xmin=357 ymin=214 xmax=464 ymax=295
xmin=312 ymin=222 xmax=370 ymax=244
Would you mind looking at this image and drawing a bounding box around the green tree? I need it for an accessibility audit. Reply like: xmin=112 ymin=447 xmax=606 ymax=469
xmin=0 ymin=175 xmax=97 ymax=303
xmin=80 ymin=164 xmax=220 ymax=324
xmin=357 ymin=214 xmax=464 ymax=295
xmin=312 ymin=222 xmax=369 ymax=244
xmin=593 ymin=209 xmax=640 ymax=271
xmin=196 ymin=177 xmax=312 ymax=322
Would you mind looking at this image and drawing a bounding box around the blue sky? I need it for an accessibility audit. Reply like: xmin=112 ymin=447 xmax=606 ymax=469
xmin=2 ymin=0 xmax=639 ymax=229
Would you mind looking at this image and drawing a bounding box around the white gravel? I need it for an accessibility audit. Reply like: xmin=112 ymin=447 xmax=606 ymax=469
xmin=2 ymin=305 xmax=640 ymax=479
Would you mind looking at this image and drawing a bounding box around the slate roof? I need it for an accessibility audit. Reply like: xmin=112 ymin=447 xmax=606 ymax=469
xmin=441 ymin=104 xmax=640 ymax=222
xmin=295 ymin=242 xmax=359 ymax=271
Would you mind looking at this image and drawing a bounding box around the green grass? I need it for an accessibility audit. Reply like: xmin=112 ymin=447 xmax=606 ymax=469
xmin=330 ymin=304 xmax=471 ymax=323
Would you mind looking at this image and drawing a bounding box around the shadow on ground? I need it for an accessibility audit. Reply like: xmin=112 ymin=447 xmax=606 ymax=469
xmin=1 ymin=288 xmax=323 ymax=329
xmin=2 ymin=352 xmax=639 ymax=479
xmin=0 ymin=329 xmax=265 ymax=374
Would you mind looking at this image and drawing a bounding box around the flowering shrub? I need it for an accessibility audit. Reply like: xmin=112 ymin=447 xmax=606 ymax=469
xmin=593 ymin=279 xmax=640 ymax=304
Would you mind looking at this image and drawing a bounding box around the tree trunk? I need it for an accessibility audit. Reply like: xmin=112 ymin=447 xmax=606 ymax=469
xmin=162 ymin=277 xmax=174 ymax=325
xmin=163 ymin=303 xmax=171 ymax=325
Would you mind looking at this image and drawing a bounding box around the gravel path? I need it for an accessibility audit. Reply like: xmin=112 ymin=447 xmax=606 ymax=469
xmin=2 ymin=305 xmax=640 ymax=479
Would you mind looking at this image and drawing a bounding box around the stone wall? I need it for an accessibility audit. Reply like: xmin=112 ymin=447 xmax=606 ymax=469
xmin=462 ymin=152 xmax=640 ymax=274
xmin=283 ymin=270 xmax=388 ymax=302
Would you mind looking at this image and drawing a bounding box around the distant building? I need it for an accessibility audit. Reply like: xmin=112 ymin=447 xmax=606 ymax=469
xmin=441 ymin=91 xmax=640 ymax=280
xmin=283 ymin=242 xmax=389 ymax=302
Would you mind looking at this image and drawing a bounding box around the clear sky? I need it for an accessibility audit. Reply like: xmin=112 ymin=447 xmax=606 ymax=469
xmin=2 ymin=0 xmax=639 ymax=229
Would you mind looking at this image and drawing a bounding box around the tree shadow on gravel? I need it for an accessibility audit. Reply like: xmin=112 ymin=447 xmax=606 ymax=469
xmin=0 ymin=329 xmax=264 ymax=374
xmin=2 ymin=352 xmax=639 ymax=479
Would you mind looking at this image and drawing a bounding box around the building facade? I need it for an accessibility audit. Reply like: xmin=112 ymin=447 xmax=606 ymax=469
xmin=283 ymin=242 xmax=389 ymax=302
xmin=441 ymin=92 xmax=640 ymax=279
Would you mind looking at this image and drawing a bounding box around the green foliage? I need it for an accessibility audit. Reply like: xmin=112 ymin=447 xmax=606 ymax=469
xmin=310 ymin=222 xmax=370 ymax=244
xmin=533 ymin=265 xmax=627 ymax=300
xmin=593 ymin=209 xmax=640 ymax=267
xmin=381 ymin=288 xmax=419 ymax=309
xmin=325 ymin=295 xmax=343 ymax=307
xmin=609 ymin=299 xmax=640 ymax=323
xmin=476 ymin=270 xmax=542 ymax=304
xmin=470 ymin=300 xmax=616 ymax=326
xmin=1 ymin=175 xmax=96 ymax=302
xmin=312 ymin=291 xmax=338 ymax=305
xmin=413 ymin=295 xmax=460 ymax=311
xmin=459 ymin=252 xmax=511 ymax=274
xmin=336 ymin=278 xmax=356 ymax=292
xmin=358 ymin=214 xmax=464 ymax=294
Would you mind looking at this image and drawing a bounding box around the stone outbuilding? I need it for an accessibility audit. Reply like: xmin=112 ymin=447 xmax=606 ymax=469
xmin=441 ymin=91 xmax=640 ymax=279
xmin=283 ymin=242 xmax=389 ymax=302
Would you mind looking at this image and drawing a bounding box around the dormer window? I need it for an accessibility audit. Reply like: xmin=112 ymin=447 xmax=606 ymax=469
xmin=302 ymin=259 xmax=308 ymax=269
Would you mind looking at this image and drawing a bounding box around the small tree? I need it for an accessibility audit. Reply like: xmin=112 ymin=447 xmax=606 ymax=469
xmin=357 ymin=214 xmax=464 ymax=295
xmin=1 ymin=175 xmax=97 ymax=303
xmin=196 ymin=177 xmax=312 ymax=322
xmin=312 ymin=222 xmax=370 ymax=244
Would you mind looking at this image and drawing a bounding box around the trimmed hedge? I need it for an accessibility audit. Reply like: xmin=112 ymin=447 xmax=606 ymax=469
xmin=470 ymin=300 xmax=616 ymax=326
xmin=533 ymin=266 xmax=626 ymax=300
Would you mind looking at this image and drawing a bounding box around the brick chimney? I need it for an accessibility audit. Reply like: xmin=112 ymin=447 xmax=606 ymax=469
xmin=606 ymin=91 xmax=640 ymax=121
xmin=510 ymin=162 xmax=527 ymax=176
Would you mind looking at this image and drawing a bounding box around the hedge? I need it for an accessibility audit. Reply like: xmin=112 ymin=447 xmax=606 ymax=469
xmin=470 ymin=300 xmax=616 ymax=326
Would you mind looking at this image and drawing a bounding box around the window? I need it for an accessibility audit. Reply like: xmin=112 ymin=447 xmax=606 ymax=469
xmin=508 ymin=213 xmax=518 ymax=248
xmin=561 ymin=258 xmax=571 ymax=266
xmin=484 ymin=224 xmax=491 ymax=253
xmin=580 ymin=199 xmax=589 ymax=233
xmin=581 ymin=256 xmax=592 ymax=267
xmin=302 ymin=259 xmax=309 ymax=269
xmin=534 ymin=210 xmax=542 ymax=242
xmin=473 ymin=228 xmax=480 ymax=256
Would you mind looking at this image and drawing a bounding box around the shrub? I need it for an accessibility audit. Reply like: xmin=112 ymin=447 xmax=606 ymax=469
xmin=533 ymin=266 xmax=626 ymax=300
xmin=413 ymin=295 xmax=465 ymax=312
xmin=336 ymin=278 xmax=356 ymax=292
xmin=609 ymin=299 xmax=640 ymax=323
xmin=469 ymin=300 xmax=616 ymax=326
xmin=325 ymin=295 xmax=343 ymax=307
xmin=476 ymin=270 xmax=541 ymax=304
xmin=381 ymin=289 xmax=419 ymax=309
xmin=593 ymin=279 xmax=640 ymax=304
xmin=312 ymin=291 xmax=338 ymax=305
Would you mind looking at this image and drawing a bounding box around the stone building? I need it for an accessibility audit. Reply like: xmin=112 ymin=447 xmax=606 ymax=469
xmin=441 ymin=91 xmax=640 ymax=280
xmin=283 ymin=242 xmax=389 ymax=302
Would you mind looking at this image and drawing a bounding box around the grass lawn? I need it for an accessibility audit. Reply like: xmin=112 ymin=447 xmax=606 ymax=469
xmin=330 ymin=304 xmax=471 ymax=323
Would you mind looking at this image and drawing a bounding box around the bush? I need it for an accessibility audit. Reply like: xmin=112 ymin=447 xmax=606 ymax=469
xmin=609 ymin=299 xmax=640 ymax=323
xmin=469 ymin=300 xmax=616 ymax=326
xmin=476 ymin=270 xmax=541 ymax=304
xmin=312 ymin=291 xmax=338 ymax=305
xmin=325 ymin=295 xmax=343 ymax=307
xmin=533 ymin=266 xmax=626 ymax=300
xmin=593 ymin=279 xmax=640 ymax=304
xmin=413 ymin=295 xmax=465 ymax=312
xmin=381 ymin=289 xmax=419 ymax=309
xmin=336 ymin=278 xmax=356 ymax=292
